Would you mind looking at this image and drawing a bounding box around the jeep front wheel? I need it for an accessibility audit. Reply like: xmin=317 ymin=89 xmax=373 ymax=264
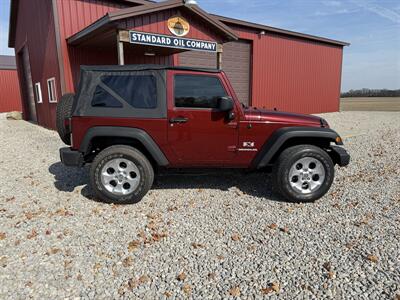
xmin=90 ymin=145 xmax=154 ymax=204
xmin=272 ymin=145 xmax=334 ymax=202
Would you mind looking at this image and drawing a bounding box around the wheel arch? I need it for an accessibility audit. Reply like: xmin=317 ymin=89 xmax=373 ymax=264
xmin=80 ymin=126 xmax=169 ymax=167
xmin=252 ymin=127 xmax=343 ymax=169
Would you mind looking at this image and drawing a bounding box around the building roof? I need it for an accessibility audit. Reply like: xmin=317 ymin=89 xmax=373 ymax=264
xmin=213 ymin=14 xmax=350 ymax=47
xmin=7 ymin=0 xmax=154 ymax=48
xmin=67 ymin=0 xmax=238 ymax=46
xmin=9 ymin=0 xmax=349 ymax=48
xmin=0 ymin=55 xmax=17 ymax=70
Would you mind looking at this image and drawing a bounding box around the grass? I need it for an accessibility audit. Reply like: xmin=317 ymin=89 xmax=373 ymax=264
xmin=340 ymin=97 xmax=400 ymax=112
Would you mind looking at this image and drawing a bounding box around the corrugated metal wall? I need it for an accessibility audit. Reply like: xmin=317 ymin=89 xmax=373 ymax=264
xmin=227 ymin=24 xmax=343 ymax=114
xmin=0 ymin=69 xmax=22 ymax=113
xmin=14 ymin=0 xmax=60 ymax=129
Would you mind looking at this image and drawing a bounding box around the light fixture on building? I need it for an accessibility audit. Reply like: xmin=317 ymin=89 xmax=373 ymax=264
xmin=144 ymin=52 xmax=156 ymax=56
xmin=260 ymin=30 xmax=266 ymax=35
xmin=184 ymin=0 xmax=198 ymax=6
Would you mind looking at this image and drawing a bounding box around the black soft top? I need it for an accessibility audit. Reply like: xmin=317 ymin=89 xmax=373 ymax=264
xmin=80 ymin=64 xmax=221 ymax=73
xmin=72 ymin=64 xmax=221 ymax=119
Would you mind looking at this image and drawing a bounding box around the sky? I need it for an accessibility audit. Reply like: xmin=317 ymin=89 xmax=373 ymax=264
xmin=0 ymin=0 xmax=399 ymax=91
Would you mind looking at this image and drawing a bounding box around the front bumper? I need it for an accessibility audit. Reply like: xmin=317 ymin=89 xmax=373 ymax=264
xmin=60 ymin=147 xmax=84 ymax=167
xmin=330 ymin=146 xmax=350 ymax=167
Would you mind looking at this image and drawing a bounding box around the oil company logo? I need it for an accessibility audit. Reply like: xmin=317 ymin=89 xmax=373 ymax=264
xmin=129 ymin=31 xmax=217 ymax=52
xmin=168 ymin=16 xmax=190 ymax=37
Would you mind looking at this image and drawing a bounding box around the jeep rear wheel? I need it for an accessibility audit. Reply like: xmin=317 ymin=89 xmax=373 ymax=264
xmin=90 ymin=145 xmax=154 ymax=204
xmin=56 ymin=93 xmax=75 ymax=145
xmin=273 ymin=145 xmax=334 ymax=202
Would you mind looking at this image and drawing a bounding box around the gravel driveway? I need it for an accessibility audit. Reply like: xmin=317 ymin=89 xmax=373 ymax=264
xmin=1 ymin=111 xmax=399 ymax=299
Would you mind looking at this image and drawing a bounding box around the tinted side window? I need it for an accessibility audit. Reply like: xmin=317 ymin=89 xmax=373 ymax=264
xmin=94 ymin=75 xmax=157 ymax=109
xmin=92 ymin=85 xmax=123 ymax=108
xmin=174 ymin=75 xmax=227 ymax=108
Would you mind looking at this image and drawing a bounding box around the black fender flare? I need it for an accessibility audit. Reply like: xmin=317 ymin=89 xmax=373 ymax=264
xmin=252 ymin=127 xmax=343 ymax=169
xmin=79 ymin=126 xmax=169 ymax=166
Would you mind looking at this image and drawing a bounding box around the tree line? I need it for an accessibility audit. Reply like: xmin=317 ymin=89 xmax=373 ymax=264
xmin=341 ymin=88 xmax=400 ymax=98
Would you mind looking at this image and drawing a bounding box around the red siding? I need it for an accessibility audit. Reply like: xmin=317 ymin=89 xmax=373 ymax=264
xmin=57 ymin=0 xmax=132 ymax=91
xmin=14 ymin=0 xmax=60 ymax=129
xmin=0 ymin=69 xmax=22 ymax=112
xmin=227 ymin=24 xmax=343 ymax=114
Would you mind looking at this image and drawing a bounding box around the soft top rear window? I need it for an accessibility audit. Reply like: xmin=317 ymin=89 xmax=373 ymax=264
xmin=91 ymin=75 xmax=157 ymax=109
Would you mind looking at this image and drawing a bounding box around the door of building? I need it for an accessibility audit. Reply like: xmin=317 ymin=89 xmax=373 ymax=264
xmin=18 ymin=47 xmax=37 ymax=122
xmin=178 ymin=39 xmax=252 ymax=106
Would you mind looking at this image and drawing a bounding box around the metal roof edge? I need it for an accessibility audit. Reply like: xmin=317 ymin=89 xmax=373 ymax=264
xmin=213 ymin=14 xmax=350 ymax=47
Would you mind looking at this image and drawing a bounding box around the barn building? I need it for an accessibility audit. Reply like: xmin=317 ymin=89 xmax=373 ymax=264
xmin=0 ymin=55 xmax=22 ymax=113
xmin=8 ymin=0 xmax=348 ymax=129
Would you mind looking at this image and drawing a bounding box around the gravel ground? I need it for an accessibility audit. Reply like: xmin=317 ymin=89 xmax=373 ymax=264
xmin=0 ymin=111 xmax=399 ymax=300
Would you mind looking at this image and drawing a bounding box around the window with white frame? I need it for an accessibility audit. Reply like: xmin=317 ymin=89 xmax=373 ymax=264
xmin=47 ymin=77 xmax=57 ymax=103
xmin=34 ymin=82 xmax=43 ymax=103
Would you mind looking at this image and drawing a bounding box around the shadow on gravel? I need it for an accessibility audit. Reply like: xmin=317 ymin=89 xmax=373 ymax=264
xmin=49 ymin=162 xmax=285 ymax=203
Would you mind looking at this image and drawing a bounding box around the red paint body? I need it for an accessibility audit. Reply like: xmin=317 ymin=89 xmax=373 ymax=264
xmin=0 ymin=69 xmax=22 ymax=112
xmin=70 ymin=70 xmax=322 ymax=168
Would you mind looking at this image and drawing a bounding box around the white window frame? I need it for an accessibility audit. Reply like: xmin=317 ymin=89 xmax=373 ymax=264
xmin=47 ymin=77 xmax=58 ymax=103
xmin=34 ymin=82 xmax=43 ymax=104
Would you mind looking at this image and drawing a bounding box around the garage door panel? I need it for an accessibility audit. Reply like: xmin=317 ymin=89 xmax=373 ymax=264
xmin=178 ymin=40 xmax=251 ymax=106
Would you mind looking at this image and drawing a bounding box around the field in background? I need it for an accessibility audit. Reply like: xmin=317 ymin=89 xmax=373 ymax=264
xmin=340 ymin=97 xmax=400 ymax=111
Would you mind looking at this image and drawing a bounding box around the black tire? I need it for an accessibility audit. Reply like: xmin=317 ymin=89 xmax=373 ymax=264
xmin=90 ymin=145 xmax=154 ymax=204
xmin=56 ymin=93 xmax=75 ymax=145
xmin=272 ymin=145 xmax=334 ymax=202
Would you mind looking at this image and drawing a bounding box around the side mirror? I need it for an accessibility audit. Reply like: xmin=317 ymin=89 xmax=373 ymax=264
xmin=218 ymin=96 xmax=234 ymax=112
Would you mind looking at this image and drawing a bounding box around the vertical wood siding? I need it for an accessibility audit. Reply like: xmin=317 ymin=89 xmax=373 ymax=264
xmin=0 ymin=70 xmax=22 ymax=112
xmin=14 ymin=0 xmax=60 ymax=129
xmin=227 ymin=24 xmax=343 ymax=114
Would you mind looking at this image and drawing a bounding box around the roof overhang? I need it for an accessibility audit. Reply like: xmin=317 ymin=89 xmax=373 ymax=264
xmin=213 ymin=14 xmax=350 ymax=47
xmin=67 ymin=0 xmax=238 ymax=46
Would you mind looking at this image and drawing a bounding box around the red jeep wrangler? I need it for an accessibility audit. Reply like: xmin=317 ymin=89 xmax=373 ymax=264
xmin=57 ymin=65 xmax=349 ymax=204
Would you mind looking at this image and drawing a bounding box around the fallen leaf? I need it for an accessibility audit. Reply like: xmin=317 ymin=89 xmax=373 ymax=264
xmin=76 ymin=274 xmax=83 ymax=281
xmin=128 ymin=240 xmax=140 ymax=252
xmin=147 ymin=220 xmax=157 ymax=230
xmin=164 ymin=291 xmax=172 ymax=298
xmin=122 ymin=256 xmax=133 ymax=267
xmin=48 ymin=248 xmax=61 ymax=255
xmin=27 ymin=229 xmax=37 ymax=239
xmin=328 ymin=271 xmax=335 ymax=279
xmin=216 ymin=255 xmax=224 ymax=260
xmin=323 ymin=262 xmax=332 ymax=272
xmin=152 ymin=232 xmax=168 ymax=242
xmin=127 ymin=278 xmax=137 ymax=290
xmin=208 ymin=272 xmax=216 ymax=280
xmin=6 ymin=196 xmax=15 ymax=202
xmin=177 ymin=272 xmax=186 ymax=281
xmin=182 ymin=284 xmax=191 ymax=295
xmin=261 ymin=287 xmax=274 ymax=294
xmin=229 ymin=287 xmax=240 ymax=297
xmin=271 ymin=282 xmax=280 ymax=293
xmin=231 ymin=234 xmax=241 ymax=241
xmin=367 ymin=255 xmax=378 ymax=263
xmin=45 ymin=230 xmax=51 ymax=235
xmin=268 ymin=223 xmax=278 ymax=230
xmin=0 ymin=232 xmax=6 ymax=240
xmin=138 ymin=275 xmax=150 ymax=284
xmin=191 ymin=242 xmax=204 ymax=249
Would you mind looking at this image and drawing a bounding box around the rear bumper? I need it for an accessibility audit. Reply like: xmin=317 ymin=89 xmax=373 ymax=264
xmin=60 ymin=147 xmax=84 ymax=167
xmin=330 ymin=146 xmax=350 ymax=167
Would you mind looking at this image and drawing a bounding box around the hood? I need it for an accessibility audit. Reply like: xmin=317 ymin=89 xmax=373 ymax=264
xmin=244 ymin=107 xmax=323 ymax=126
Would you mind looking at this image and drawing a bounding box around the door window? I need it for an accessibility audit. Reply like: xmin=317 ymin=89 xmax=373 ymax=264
xmin=174 ymin=75 xmax=227 ymax=109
